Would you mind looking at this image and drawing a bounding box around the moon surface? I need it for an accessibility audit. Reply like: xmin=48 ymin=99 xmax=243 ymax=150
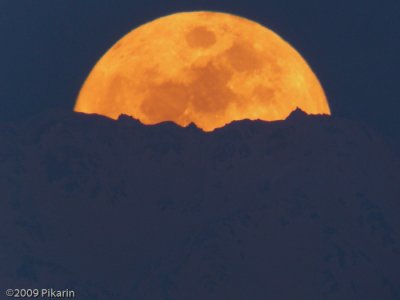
xmin=74 ymin=12 xmax=331 ymax=131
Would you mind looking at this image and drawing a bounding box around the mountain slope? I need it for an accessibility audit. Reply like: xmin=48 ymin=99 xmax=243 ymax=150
xmin=0 ymin=110 xmax=399 ymax=299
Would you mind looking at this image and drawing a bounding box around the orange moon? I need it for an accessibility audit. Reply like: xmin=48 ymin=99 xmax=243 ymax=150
xmin=74 ymin=12 xmax=331 ymax=131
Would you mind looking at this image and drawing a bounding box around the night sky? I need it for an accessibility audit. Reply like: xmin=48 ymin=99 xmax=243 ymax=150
xmin=1 ymin=2 xmax=400 ymax=298
xmin=1 ymin=0 xmax=399 ymax=142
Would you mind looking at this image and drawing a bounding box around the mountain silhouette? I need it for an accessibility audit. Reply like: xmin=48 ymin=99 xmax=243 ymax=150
xmin=0 ymin=109 xmax=399 ymax=299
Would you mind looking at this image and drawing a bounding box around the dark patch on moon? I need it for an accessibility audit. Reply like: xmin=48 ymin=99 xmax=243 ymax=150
xmin=254 ymin=85 xmax=276 ymax=101
xmin=186 ymin=26 xmax=217 ymax=48
xmin=140 ymin=62 xmax=238 ymax=126
xmin=224 ymin=42 xmax=263 ymax=72
xmin=140 ymin=82 xmax=191 ymax=124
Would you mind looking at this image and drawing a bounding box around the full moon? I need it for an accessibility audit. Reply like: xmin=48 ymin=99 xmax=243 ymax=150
xmin=75 ymin=12 xmax=331 ymax=131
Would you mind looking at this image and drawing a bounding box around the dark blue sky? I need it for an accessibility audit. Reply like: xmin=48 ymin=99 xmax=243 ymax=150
xmin=1 ymin=0 xmax=399 ymax=142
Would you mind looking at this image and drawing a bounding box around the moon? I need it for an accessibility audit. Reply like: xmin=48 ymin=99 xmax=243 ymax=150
xmin=74 ymin=12 xmax=331 ymax=131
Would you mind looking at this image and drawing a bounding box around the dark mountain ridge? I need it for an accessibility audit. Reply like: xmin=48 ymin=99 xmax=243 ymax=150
xmin=0 ymin=109 xmax=399 ymax=299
